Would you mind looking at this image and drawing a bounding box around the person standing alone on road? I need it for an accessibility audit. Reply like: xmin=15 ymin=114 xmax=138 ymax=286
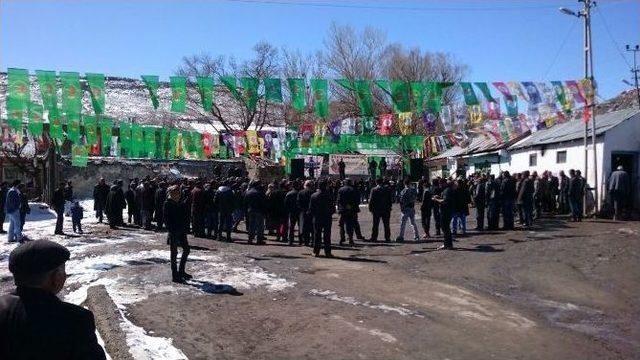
xmin=164 ymin=185 xmax=191 ymax=283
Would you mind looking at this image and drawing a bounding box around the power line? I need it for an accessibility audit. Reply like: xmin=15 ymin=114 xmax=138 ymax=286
xmin=595 ymin=5 xmax=633 ymax=68
xmin=543 ymin=18 xmax=579 ymax=79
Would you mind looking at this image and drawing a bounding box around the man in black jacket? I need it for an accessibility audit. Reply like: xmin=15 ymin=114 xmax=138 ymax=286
xmin=369 ymin=177 xmax=392 ymax=242
xmin=297 ymin=180 xmax=315 ymax=246
xmin=338 ymin=158 xmax=346 ymax=180
xmin=164 ymin=186 xmax=191 ymax=283
xmin=52 ymin=182 xmax=66 ymax=235
xmin=420 ymin=180 xmax=434 ymax=238
xmin=517 ymin=171 xmax=534 ymax=227
xmin=105 ymin=180 xmax=126 ymax=229
xmin=0 ymin=182 xmax=7 ymax=234
xmin=244 ymin=180 xmax=267 ymax=245
xmin=433 ymin=180 xmax=455 ymax=250
xmin=284 ymin=181 xmax=300 ymax=245
xmin=500 ymin=171 xmax=517 ymax=230
xmin=473 ymin=175 xmax=487 ymax=231
xmin=0 ymin=240 xmax=106 ymax=359
xmin=309 ymin=178 xmax=334 ymax=257
xmin=154 ymin=182 xmax=167 ymax=231
xmin=93 ymin=178 xmax=109 ymax=223
xmin=485 ymin=175 xmax=500 ymax=230
xmin=337 ymin=178 xmax=359 ymax=246
xmin=214 ymin=181 xmax=235 ymax=242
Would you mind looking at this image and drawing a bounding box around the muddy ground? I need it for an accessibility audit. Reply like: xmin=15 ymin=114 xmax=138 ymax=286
xmin=2 ymin=205 xmax=639 ymax=359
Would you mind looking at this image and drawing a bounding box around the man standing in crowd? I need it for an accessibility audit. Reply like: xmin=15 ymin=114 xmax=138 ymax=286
xmin=52 ymin=182 xmax=66 ymax=235
xmin=309 ymin=178 xmax=334 ymax=257
xmin=0 ymin=240 xmax=106 ymax=358
xmin=337 ymin=178 xmax=359 ymax=246
xmin=308 ymin=157 xmax=317 ymax=178
xmin=190 ymin=182 xmax=206 ymax=237
xmin=244 ymin=180 xmax=267 ymax=245
xmin=368 ymin=158 xmax=377 ymax=179
xmin=379 ymin=157 xmax=387 ymax=177
xmin=214 ymin=180 xmax=235 ymax=242
xmin=154 ymin=181 xmax=167 ymax=231
xmin=338 ymin=158 xmax=346 ymax=180
xmin=396 ymin=178 xmax=420 ymax=242
xmin=558 ymin=170 xmax=570 ymax=214
xmin=485 ymin=175 xmax=500 ymax=230
xmin=568 ymin=169 xmax=583 ymax=222
xmin=420 ymin=178 xmax=435 ymax=238
xmin=517 ymin=171 xmax=534 ymax=227
xmin=93 ymin=178 xmax=110 ymax=224
xmin=203 ymin=181 xmax=217 ymax=238
xmin=105 ymin=180 xmax=126 ymax=229
xmin=297 ymin=180 xmax=315 ymax=247
xmin=0 ymin=182 xmax=8 ymax=234
xmin=369 ymin=177 xmax=392 ymax=242
xmin=473 ymin=175 xmax=487 ymax=231
xmin=5 ymin=180 xmax=23 ymax=243
xmin=501 ymin=171 xmax=516 ymax=230
xmin=433 ymin=180 xmax=455 ymax=250
xmin=18 ymin=183 xmax=30 ymax=232
xmin=125 ymin=181 xmax=137 ymax=225
xmin=608 ymin=165 xmax=630 ymax=221
xmin=164 ymin=185 xmax=191 ymax=283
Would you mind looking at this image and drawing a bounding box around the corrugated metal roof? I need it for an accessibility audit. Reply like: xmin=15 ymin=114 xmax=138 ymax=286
xmin=509 ymin=108 xmax=640 ymax=150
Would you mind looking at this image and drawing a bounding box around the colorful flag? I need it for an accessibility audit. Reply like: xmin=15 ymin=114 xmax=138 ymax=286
xmin=170 ymin=76 xmax=187 ymax=113
xmin=521 ymin=82 xmax=542 ymax=104
xmin=233 ymin=131 xmax=246 ymax=156
xmin=390 ymin=81 xmax=411 ymax=114
xmin=299 ymin=123 xmax=314 ymax=147
xmin=210 ymin=133 xmax=220 ymax=156
xmin=378 ymin=114 xmax=393 ymax=135
xmin=426 ymin=82 xmax=453 ymax=113
xmin=341 ymin=118 xmax=356 ymax=135
xmin=398 ymin=112 xmax=413 ymax=135
xmin=264 ymin=78 xmax=283 ymax=103
xmin=99 ymin=117 xmax=113 ymax=154
xmin=246 ymin=130 xmax=260 ymax=154
xmin=550 ymin=81 xmax=569 ymax=109
xmin=422 ymin=111 xmax=437 ymax=133
xmin=202 ymin=132 xmax=212 ymax=157
xmin=459 ymin=83 xmax=479 ymax=106
xmin=361 ymin=116 xmax=376 ymax=134
xmin=486 ymin=100 xmax=501 ymax=120
xmin=580 ymin=79 xmax=595 ymax=105
xmin=492 ymin=82 xmax=514 ymax=101
xmin=504 ymin=95 xmax=519 ymax=117
xmin=468 ymin=105 xmax=484 ymax=126
xmin=83 ymin=115 xmax=98 ymax=145
xmin=66 ymin=113 xmax=81 ymax=144
xmin=287 ymin=78 xmax=306 ymax=112
xmin=328 ymin=119 xmax=342 ymax=142
xmin=141 ymin=75 xmax=160 ymax=109
xmin=35 ymin=70 xmax=58 ymax=113
xmin=474 ymin=82 xmax=496 ymax=103
xmin=71 ymin=145 xmax=88 ymax=167
xmin=565 ymin=80 xmax=586 ymax=104
xmin=196 ymin=76 xmax=214 ymax=112
xmin=86 ymin=73 xmax=106 ymax=114
xmin=7 ymin=68 xmax=30 ymax=130
xmin=440 ymin=105 xmax=454 ymax=132
xmin=310 ymin=79 xmax=329 ymax=118
xmin=28 ymin=103 xmax=44 ymax=137
xmin=240 ymin=77 xmax=259 ymax=112
xmin=508 ymin=81 xmax=529 ymax=102
xmin=60 ymin=72 xmax=82 ymax=116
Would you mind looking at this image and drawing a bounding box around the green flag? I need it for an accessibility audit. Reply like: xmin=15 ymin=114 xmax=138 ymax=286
xmin=410 ymin=81 xmax=427 ymax=113
xmin=7 ymin=68 xmax=30 ymax=130
xmin=141 ymin=75 xmax=160 ymax=109
xmin=288 ymin=78 xmax=306 ymax=112
xmin=86 ymin=73 xmax=106 ymax=114
xmin=170 ymin=76 xmax=187 ymax=113
xmin=99 ymin=117 xmax=113 ymax=154
xmin=335 ymin=79 xmax=356 ymax=91
xmin=459 ymin=82 xmax=479 ymax=105
xmin=310 ymin=79 xmax=329 ymax=118
xmin=362 ymin=116 xmax=376 ymax=134
xmin=220 ymin=76 xmax=241 ymax=101
xmin=48 ymin=108 xmax=63 ymax=140
xmin=119 ymin=122 xmax=132 ymax=154
xmin=28 ymin=103 xmax=44 ymax=137
xmin=264 ymin=78 xmax=283 ymax=103
xmin=83 ymin=115 xmax=98 ymax=145
xmin=169 ymin=129 xmax=179 ymax=158
xmin=192 ymin=131 xmax=204 ymax=159
xmin=355 ymin=80 xmax=374 ymax=117
xmin=66 ymin=113 xmax=81 ymax=144
xmin=426 ymin=82 xmax=453 ymax=113
xmin=390 ymin=80 xmax=411 ymax=114
xmin=131 ymin=124 xmax=144 ymax=157
xmin=35 ymin=70 xmax=58 ymax=113
xmin=144 ymin=126 xmax=157 ymax=158
xmin=374 ymin=80 xmax=391 ymax=95
xmin=474 ymin=82 xmax=496 ymax=103
xmin=60 ymin=72 xmax=82 ymax=116
xmin=240 ymin=77 xmax=259 ymax=112
xmin=196 ymin=76 xmax=214 ymax=112
xmin=71 ymin=145 xmax=89 ymax=167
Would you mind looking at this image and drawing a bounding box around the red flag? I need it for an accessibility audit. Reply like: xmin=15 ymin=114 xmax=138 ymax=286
xmin=582 ymin=106 xmax=591 ymax=124
xmin=378 ymin=114 xmax=393 ymax=135
xmin=492 ymin=82 xmax=514 ymax=101
xmin=202 ymin=132 xmax=212 ymax=157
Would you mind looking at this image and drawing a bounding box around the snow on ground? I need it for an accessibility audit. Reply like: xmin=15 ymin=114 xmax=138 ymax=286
xmin=1 ymin=199 xmax=295 ymax=359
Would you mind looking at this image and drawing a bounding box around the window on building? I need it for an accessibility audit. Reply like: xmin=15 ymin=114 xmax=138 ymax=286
xmin=529 ymin=153 xmax=537 ymax=167
xmin=556 ymin=150 xmax=567 ymax=164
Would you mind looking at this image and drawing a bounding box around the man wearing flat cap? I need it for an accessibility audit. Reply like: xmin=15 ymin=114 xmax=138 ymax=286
xmin=0 ymin=240 xmax=106 ymax=359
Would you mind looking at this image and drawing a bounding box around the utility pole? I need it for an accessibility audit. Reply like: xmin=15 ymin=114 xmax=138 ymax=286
xmin=559 ymin=0 xmax=598 ymax=216
xmin=626 ymin=44 xmax=640 ymax=109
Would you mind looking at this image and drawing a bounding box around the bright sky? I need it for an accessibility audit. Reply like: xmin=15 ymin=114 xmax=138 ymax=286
xmin=1 ymin=0 xmax=638 ymax=100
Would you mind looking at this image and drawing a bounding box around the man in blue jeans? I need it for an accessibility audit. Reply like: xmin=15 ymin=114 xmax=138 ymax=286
xmin=396 ymin=178 xmax=420 ymax=242
xmin=5 ymin=180 xmax=23 ymax=243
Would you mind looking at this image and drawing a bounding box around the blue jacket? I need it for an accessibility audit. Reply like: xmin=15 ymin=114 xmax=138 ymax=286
xmin=4 ymin=187 xmax=21 ymax=213
xmin=70 ymin=204 xmax=84 ymax=222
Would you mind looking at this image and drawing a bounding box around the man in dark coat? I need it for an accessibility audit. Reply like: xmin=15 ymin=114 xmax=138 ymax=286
xmin=284 ymin=181 xmax=300 ymax=245
xmin=125 ymin=181 xmax=137 ymax=225
xmin=0 ymin=240 xmax=106 ymax=359
xmin=420 ymin=179 xmax=435 ymax=238
xmin=92 ymin=178 xmax=109 ymax=223
xmin=338 ymin=158 xmax=346 ymax=180
xmin=154 ymin=182 xmax=167 ymax=231
xmin=190 ymin=182 xmax=206 ymax=237
xmin=309 ymin=178 xmax=334 ymax=257
xmin=164 ymin=186 xmax=191 ymax=283
xmin=379 ymin=157 xmax=387 ymax=177
xmin=369 ymin=178 xmax=392 ymax=242
xmin=500 ymin=171 xmax=517 ymax=230
xmin=214 ymin=181 xmax=235 ymax=242
xmin=368 ymin=158 xmax=377 ymax=179
xmin=337 ymin=178 xmax=360 ymax=246
xmin=473 ymin=175 xmax=487 ymax=231
xmin=433 ymin=180 xmax=455 ymax=250
xmin=568 ymin=169 xmax=583 ymax=222
xmin=141 ymin=181 xmax=156 ymax=230
xmin=0 ymin=182 xmax=8 ymax=234
xmin=203 ymin=182 xmax=218 ymax=238
xmin=297 ymin=180 xmax=315 ymax=246
xmin=517 ymin=171 xmax=534 ymax=227
xmin=244 ymin=180 xmax=267 ymax=245
xmin=608 ymin=165 xmax=630 ymax=220
xmin=105 ymin=180 xmax=126 ymax=229
xmin=52 ymin=182 xmax=66 ymax=235
xmin=485 ymin=175 xmax=500 ymax=230
xmin=558 ymin=171 xmax=570 ymax=214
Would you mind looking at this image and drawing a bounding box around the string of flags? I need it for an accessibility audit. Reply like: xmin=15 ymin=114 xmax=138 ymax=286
xmin=2 ymin=67 xmax=595 ymax=167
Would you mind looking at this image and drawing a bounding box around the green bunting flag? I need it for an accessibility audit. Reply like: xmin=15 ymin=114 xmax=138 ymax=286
xmin=355 ymin=80 xmax=374 ymax=117
xmin=66 ymin=113 xmax=81 ymax=144
xmin=144 ymin=126 xmax=157 ymax=158
xmin=220 ymin=76 xmax=241 ymax=101
xmin=474 ymin=82 xmax=496 ymax=103
xmin=141 ymin=75 xmax=160 ymax=109
xmin=86 ymin=73 xmax=106 ymax=114
xmin=7 ymin=68 xmax=30 ymax=130
xmin=71 ymin=144 xmax=88 ymax=167
xmin=35 ymin=70 xmax=58 ymax=113
xmin=48 ymin=108 xmax=63 ymax=140
xmin=119 ymin=121 xmax=131 ymax=153
xmin=240 ymin=77 xmax=259 ymax=112
xmin=192 ymin=131 xmax=204 ymax=159
xmin=60 ymin=72 xmax=82 ymax=116
xmin=335 ymin=79 xmax=356 ymax=91
xmin=410 ymin=81 xmax=427 ymax=113
xmin=426 ymin=82 xmax=453 ymax=113
xmin=459 ymin=82 xmax=479 ymax=105
xmin=196 ymin=76 xmax=214 ymax=112
xmin=83 ymin=115 xmax=98 ymax=145
xmin=99 ymin=117 xmax=113 ymax=153
xmin=264 ymin=78 xmax=283 ymax=103
xmin=170 ymin=76 xmax=187 ymax=113
xmin=550 ymin=81 xmax=569 ymax=111
xmin=362 ymin=116 xmax=376 ymax=134
xmin=287 ymin=78 xmax=306 ymax=112
xmin=28 ymin=103 xmax=44 ymax=137
xmin=310 ymin=79 xmax=329 ymax=118
xmin=131 ymin=124 xmax=144 ymax=157
xmin=374 ymin=79 xmax=391 ymax=95
xmin=390 ymin=80 xmax=411 ymax=114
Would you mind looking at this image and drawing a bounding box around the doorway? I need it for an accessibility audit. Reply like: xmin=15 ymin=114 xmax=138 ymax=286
xmin=610 ymin=152 xmax=638 ymax=212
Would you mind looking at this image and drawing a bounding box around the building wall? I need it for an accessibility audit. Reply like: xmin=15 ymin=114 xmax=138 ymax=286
xmin=601 ymin=117 xmax=640 ymax=209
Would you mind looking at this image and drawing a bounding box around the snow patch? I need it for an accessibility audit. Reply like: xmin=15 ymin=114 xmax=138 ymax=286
xmin=310 ymin=289 xmax=425 ymax=318
xmin=119 ymin=309 xmax=188 ymax=360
